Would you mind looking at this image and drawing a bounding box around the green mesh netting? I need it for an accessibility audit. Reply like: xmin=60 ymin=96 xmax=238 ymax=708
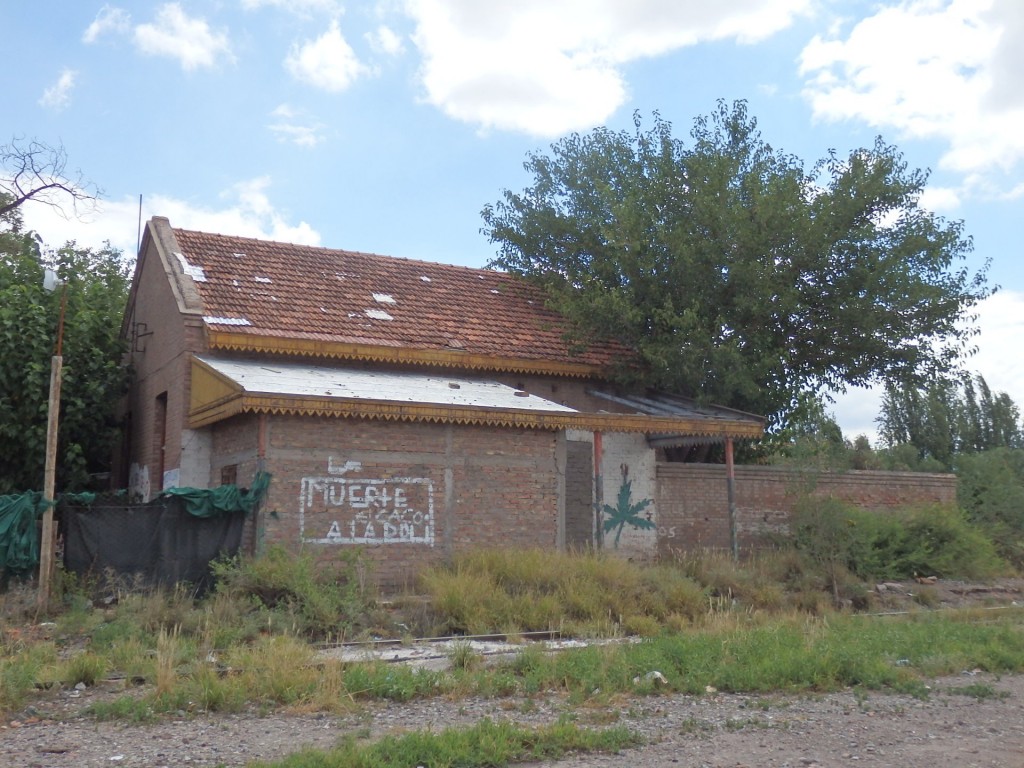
xmin=157 ymin=471 xmax=272 ymax=518
xmin=0 ymin=472 xmax=272 ymax=578
xmin=0 ymin=491 xmax=49 ymax=575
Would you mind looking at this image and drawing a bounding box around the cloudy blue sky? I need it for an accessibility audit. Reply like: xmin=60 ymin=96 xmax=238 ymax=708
xmin=4 ymin=0 xmax=1023 ymax=441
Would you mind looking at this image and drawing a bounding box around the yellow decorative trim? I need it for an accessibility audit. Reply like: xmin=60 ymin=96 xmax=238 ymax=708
xmin=190 ymin=357 xmax=244 ymax=415
xmin=205 ymin=330 xmax=605 ymax=378
xmin=188 ymin=389 xmax=763 ymax=438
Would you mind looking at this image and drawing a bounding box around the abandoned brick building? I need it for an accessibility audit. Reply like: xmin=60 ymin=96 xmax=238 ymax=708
xmin=118 ymin=217 xmax=954 ymax=586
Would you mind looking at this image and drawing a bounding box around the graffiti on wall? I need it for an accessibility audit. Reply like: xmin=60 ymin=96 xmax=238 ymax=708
xmin=128 ymin=463 xmax=151 ymax=503
xmin=299 ymin=458 xmax=435 ymax=545
xmin=601 ymin=479 xmax=654 ymax=548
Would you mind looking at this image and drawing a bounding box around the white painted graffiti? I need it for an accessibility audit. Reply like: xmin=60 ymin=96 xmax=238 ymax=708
xmin=128 ymin=463 xmax=151 ymax=503
xmin=299 ymin=463 xmax=434 ymax=545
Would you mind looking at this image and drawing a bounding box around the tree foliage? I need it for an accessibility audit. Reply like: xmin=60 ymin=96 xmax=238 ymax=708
xmin=0 ymin=199 xmax=129 ymax=493
xmin=955 ymin=447 xmax=1024 ymax=568
xmin=483 ymin=101 xmax=990 ymax=429
xmin=878 ymin=373 xmax=1022 ymax=466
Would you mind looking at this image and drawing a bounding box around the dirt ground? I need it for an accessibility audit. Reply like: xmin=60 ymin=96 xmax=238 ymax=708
xmin=2 ymin=579 xmax=1023 ymax=768
xmin=3 ymin=671 xmax=1023 ymax=768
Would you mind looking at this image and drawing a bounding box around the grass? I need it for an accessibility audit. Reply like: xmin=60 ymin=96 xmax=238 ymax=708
xmin=2 ymin=547 xmax=1023 ymax=724
xmin=247 ymin=718 xmax=641 ymax=768
xmin=413 ymin=547 xmax=880 ymax=639
xmin=67 ymin=606 xmax=1024 ymax=720
xmin=417 ymin=548 xmax=711 ymax=637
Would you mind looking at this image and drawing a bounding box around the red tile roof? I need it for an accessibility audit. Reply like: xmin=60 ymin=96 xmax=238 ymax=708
xmin=171 ymin=227 xmax=626 ymax=371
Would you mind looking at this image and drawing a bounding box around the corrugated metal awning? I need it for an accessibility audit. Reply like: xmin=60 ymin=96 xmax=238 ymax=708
xmin=587 ymin=389 xmax=765 ymax=445
xmin=188 ymin=357 xmax=763 ymax=439
xmin=193 ymin=355 xmax=576 ymax=412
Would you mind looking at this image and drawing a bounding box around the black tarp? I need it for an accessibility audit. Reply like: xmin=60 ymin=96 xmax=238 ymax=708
xmin=60 ymin=495 xmax=247 ymax=592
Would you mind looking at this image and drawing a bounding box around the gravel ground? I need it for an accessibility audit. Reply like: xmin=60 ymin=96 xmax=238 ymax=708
xmin=3 ymin=671 xmax=1023 ymax=768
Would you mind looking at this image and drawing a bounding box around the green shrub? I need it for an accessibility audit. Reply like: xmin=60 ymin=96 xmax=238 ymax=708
xmin=211 ymin=546 xmax=373 ymax=639
xmin=792 ymin=498 xmax=1006 ymax=585
xmin=891 ymin=505 xmax=1004 ymax=580
xmin=956 ymin=448 xmax=1024 ymax=569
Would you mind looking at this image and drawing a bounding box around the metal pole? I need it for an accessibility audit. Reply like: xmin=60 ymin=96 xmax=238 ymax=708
xmin=726 ymin=437 xmax=738 ymax=560
xmin=254 ymin=413 xmax=268 ymax=555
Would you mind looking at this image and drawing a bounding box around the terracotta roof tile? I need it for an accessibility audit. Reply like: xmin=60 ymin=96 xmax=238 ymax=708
xmin=172 ymin=228 xmax=624 ymax=369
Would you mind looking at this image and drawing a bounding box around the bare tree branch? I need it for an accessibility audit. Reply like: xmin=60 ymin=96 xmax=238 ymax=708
xmin=0 ymin=137 xmax=102 ymax=219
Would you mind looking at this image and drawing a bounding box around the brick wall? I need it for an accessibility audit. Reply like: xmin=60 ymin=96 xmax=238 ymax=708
xmin=122 ymin=232 xmax=208 ymax=499
xmin=221 ymin=414 xmax=562 ymax=589
xmin=656 ymin=463 xmax=958 ymax=557
xmin=564 ymin=439 xmax=594 ymax=548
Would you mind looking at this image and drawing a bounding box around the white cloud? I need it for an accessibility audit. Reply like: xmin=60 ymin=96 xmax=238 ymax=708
xmin=969 ymin=289 xmax=1024 ymax=404
xmin=241 ymin=0 xmax=342 ymax=15
xmin=917 ymin=185 xmax=962 ymax=214
xmin=829 ymin=385 xmax=882 ymax=445
xmin=285 ymin=20 xmax=368 ymax=91
xmin=268 ymin=104 xmax=325 ymax=147
xmin=39 ymin=69 xmax=77 ymax=111
xmin=367 ymin=24 xmax=405 ymax=56
xmin=19 ymin=179 xmax=321 ymax=258
xmin=800 ymin=0 xmax=1024 ymax=189
xmin=82 ymin=5 xmax=131 ymax=43
xmin=403 ymin=0 xmax=811 ymax=136
xmin=829 ymin=289 xmax=1024 ymax=446
xmin=134 ymin=3 xmax=234 ymax=71
xmin=20 ymin=194 xmax=146 ymax=258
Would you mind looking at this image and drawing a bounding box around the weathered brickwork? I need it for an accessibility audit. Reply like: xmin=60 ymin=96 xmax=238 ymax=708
xmin=564 ymin=439 xmax=594 ymax=549
xmin=656 ymin=464 xmax=958 ymax=558
xmin=121 ymin=233 xmax=209 ymax=498
xmin=218 ymin=414 xmax=562 ymax=588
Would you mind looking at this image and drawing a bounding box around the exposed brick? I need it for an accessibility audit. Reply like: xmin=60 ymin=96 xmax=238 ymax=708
xmin=656 ymin=464 xmax=957 ymax=558
xmin=222 ymin=414 xmax=560 ymax=589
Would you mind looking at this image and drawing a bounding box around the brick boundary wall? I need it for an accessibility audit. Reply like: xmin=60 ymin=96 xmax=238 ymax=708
xmin=656 ymin=464 xmax=958 ymax=557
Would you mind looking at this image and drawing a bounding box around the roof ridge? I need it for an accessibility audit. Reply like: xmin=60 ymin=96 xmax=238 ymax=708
xmin=172 ymin=226 xmax=512 ymax=277
xmin=162 ymin=220 xmax=626 ymax=374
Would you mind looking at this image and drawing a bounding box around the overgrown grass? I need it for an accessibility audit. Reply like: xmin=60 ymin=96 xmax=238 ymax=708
xmin=417 ymin=548 xmax=709 ymax=637
xmin=488 ymin=610 xmax=1024 ymax=701
xmin=249 ymin=718 xmax=641 ymax=768
xmin=0 ymin=638 xmax=56 ymax=714
xmin=72 ymin=606 xmax=1024 ymax=720
xmin=210 ymin=545 xmax=373 ymax=640
xmin=2 ymin=540 xmax=1022 ymax=723
xmin=415 ymin=547 xmax=863 ymax=637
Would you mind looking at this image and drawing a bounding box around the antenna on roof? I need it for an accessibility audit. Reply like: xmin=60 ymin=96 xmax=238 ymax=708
xmin=136 ymin=194 xmax=142 ymax=256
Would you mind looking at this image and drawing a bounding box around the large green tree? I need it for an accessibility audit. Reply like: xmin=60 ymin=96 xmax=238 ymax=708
xmin=482 ymin=101 xmax=991 ymax=429
xmin=0 ymin=199 xmax=129 ymax=493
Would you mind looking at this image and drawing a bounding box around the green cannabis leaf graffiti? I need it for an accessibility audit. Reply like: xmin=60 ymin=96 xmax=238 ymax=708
xmin=602 ymin=480 xmax=654 ymax=548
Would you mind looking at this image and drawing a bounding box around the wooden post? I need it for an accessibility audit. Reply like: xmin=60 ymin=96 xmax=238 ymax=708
xmin=593 ymin=431 xmax=604 ymax=549
xmin=37 ymin=288 xmax=67 ymax=612
xmin=36 ymin=353 xmax=63 ymax=612
xmin=726 ymin=437 xmax=738 ymax=560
